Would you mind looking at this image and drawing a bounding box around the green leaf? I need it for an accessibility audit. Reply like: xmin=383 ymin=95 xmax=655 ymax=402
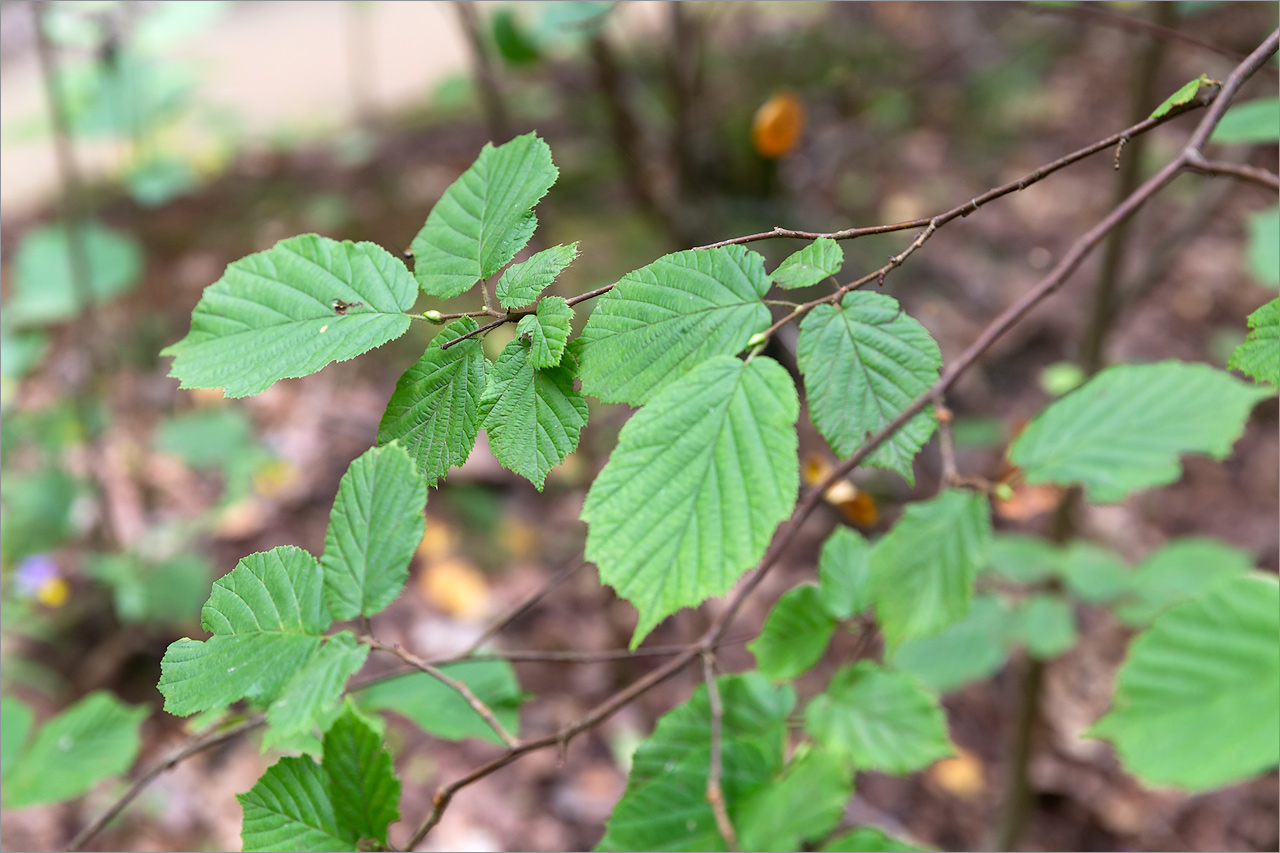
xmin=1009 ymin=361 xmax=1272 ymax=504
xmin=1211 ymin=98 xmax=1280 ymax=144
xmin=1 ymin=696 xmax=33 ymax=782
xmin=158 ymin=546 xmax=330 ymax=716
xmin=162 ymin=234 xmax=418 ymax=398
xmin=748 ymin=585 xmax=837 ymax=681
xmin=356 ymin=661 xmax=524 ymax=745
xmin=479 ymin=337 xmax=588 ymax=489
xmin=820 ymin=826 xmax=928 ymax=852
xmin=805 ymin=662 xmax=953 ymax=774
xmin=377 ymin=318 xmax=487 ymax=486
xmin=868 ymin=490 xmax=991 ymax=649
xmin=1149 ymin=74 xmax=1211 ymax=119
xmin=516 ymin=295 xmax=574 ymax=368
xmin=495 ymin=243 xmax=579 ymax=309
xmin=738 ymin=748 xmax=852 ymax=851
xmin=1246 ymin=208 xmax=1278 ymax=288
xmin=1228 ymin=299 xmax=1278 ymax=386
xmin=155 ymin=407 xmax=255 ymax=470
xmin=2 ymin=691 xmax=146 ymax=808
xmin=578 ymin=245 xmax=772 ymax=405
xmin=597 ymin=674 xmax=793 ymax=852
xmin=890 ymin=595 xmax=1015 ymax=692
xmin=265 ymin=633 xmax=369 ymax=748
xmin=1059 ymin=541 xmax=1131 ymax=603
xmin=85 ymin=552 xmax=211 ymax=627
xmin=492 ymin=8 xmax=541 ymax=64
xmin=1011 ymin=594 xmax=1077 ymax=660
xmin=238 ymin=756 xmax=357 ymax=852
xmin=985 ymin=533 xmax=1061 ymax=584
xmin=4 ymin=222 xmax=143 ymax=327
xmin=771 ymin=238 xmax=843 ymax=290
xmin=797 ymin=291 xmax=942 ymax=484
xmin=1090 ymin=573 xmax=1279 ymax=791
xmin=323 ymin=702 xmax=400 ymax=846
xmin=817 ymin=527 xmax=872 ymax=620
xmin=0 ymin=328 xmax=50 ymax=381
xmin=321 ymin=444 xmax=426 ymax=620
xmin=583 ymin=356 xmax=799 ymax=647
xmin=411 ymin=133 xmax=558 ymax=298
xmin=1115 ymin=538 xmax=1252 ymax=626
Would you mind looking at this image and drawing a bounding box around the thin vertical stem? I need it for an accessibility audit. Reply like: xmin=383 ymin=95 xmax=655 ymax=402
xmin=33 ymin=2 xmax=95 ymax=316
xmin=994 ymin=9 xmax=1176 ymax=849
xmin=1080 ymin=3 xmax=1178 ymax=374
xmin=453 ymin=0 xmax=510 ymax=142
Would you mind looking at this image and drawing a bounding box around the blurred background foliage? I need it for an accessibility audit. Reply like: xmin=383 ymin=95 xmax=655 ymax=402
xmin=0 ymin=2 xmax=1276 ymax=850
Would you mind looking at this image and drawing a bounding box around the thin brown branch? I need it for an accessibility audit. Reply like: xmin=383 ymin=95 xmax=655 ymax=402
xmin=460 ymin=555 xmax=586 ymax=656
xmin=565 ymin=282 xmax=619 ymax=306
xmin=1021 ymin=0 xmax=1278 ymax=74
xmin=444 ymin=88 xmax=1215 ymax=352
xmin=433 ymin=308 xmax=504 ymax=322
xmin=67 ymin=714 xmax=266 ymax=851
xmin=74 ymin=31 xmax=1278 ymax=853
xmin=806 ymin=28 xmax=1279 ymax=523
xmin=400 ymin=36 xmax=1280 ymax=846
xmin=1183 ymin=151 xmax=1280 ymax=191
xmin=703 ymin=651 xmax=740 ymax=851
xmin=363 ymin=637 xmax=521 ymax=748
xmin=404 ymin=646 xmax=703 ymax=850
xmin=439 ymin=312 xmax=516 ymax=349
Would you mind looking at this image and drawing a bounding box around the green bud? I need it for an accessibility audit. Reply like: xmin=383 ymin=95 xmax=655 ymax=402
xmin=745 ymin=331 xmax=768 ymax=349
xmin=994 ymin=482 xmax=1015 ymax=502
xmin=423 ymin=309 xmax=444 ymax=323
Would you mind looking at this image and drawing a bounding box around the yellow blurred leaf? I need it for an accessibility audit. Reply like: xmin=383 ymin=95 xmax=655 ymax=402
xmin=417 ymin=521 xmax=457 ymax=562
xmin=499 ymin=517 xmax=539 ymax=562
xmin=929 ymin=747 xmax=985 ymax=798
xmin=752 ymin=91 xmax=805 ymax=159
xmin=418 ymin=556 xmax=490 ymax=620
xmin=187 ymin=387 xmax=227 ymax=407
xmin=253 ymin=459 xmax=300 ymax=499
xmin=803 ymin=453 xmax=879 ymax=527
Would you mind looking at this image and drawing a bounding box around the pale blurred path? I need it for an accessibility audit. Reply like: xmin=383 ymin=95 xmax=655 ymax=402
xmin=0 ymin=1 xmax=469 ymax=219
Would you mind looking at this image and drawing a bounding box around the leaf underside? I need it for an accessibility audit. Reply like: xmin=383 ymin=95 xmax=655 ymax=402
xmin=869 ymin=489 xmax=992 ymax=649
xmin=771 ymin=237 xmax=843 ymax=290
xmin=1091 ymin=573 xmax=1279 ymax=791
xmin=1010 ymin=361 xmax=1272 ymax=503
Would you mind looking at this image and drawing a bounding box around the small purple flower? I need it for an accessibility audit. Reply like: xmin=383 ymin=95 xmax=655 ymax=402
xmin=14 ymin=554 xmax=59 ymax=597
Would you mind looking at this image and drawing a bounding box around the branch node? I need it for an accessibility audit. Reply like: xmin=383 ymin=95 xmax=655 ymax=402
xmin=1114 ymin=135 xmax=1129 ymax=170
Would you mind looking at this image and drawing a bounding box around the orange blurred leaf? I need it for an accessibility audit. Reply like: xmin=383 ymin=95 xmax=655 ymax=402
xmin=803 ymin=453 xmax=880 ymax=527
xmin=929 ymin=747 xmax=985 ymax=798
xmin=418 ymin=556 xmax=490 ymax=620
xmin=752 ymin=91 xmax=805 ymax=159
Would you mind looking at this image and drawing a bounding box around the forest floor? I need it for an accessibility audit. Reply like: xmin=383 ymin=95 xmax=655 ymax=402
xmin=1 ymin=3 xmax=1277 ymax=852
